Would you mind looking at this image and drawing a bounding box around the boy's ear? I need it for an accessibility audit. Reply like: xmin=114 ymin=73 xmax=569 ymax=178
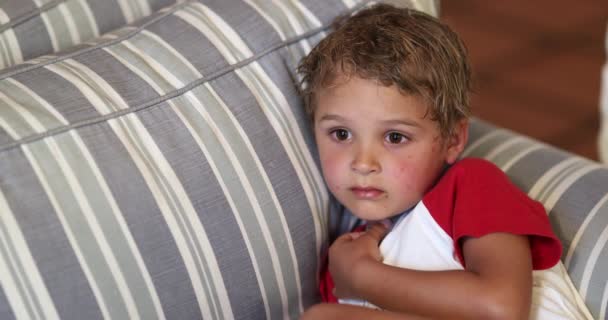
xmin=445 ymin=119 xmax=469 ymax=164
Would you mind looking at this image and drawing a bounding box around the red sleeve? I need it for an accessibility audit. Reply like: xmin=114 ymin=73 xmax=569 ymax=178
xmin=319 ymin=259 xmax=338 ymax=303
xmin=319 ymin=225 xmax=367 ymax=303
xmin=423 ymin=158 xmax=562 ymax=270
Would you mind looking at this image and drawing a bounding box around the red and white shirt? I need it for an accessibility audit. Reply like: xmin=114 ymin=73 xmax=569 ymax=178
xmin=382 ymin=158 xmax=560 ymax=271
xmin=323 ymin=158 xmax=592 ymax=319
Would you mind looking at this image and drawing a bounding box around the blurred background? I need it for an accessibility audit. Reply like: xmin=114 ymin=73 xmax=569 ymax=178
xmin=441 ymin=1 xmax=608 ymax=161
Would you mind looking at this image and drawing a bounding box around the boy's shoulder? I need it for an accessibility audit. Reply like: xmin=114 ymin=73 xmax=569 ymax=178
xmin=425 ymin=157 xmax=532 ymax=208
xmin=422 ymin=159 xmax=561 ymax=270
xmin=444 ymin=157 xmax=504 ymax=176
xmin=430 ymin=157 xmax=510 ymax=193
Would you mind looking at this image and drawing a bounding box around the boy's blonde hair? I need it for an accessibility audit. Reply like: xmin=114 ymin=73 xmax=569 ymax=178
xmin=297 ymin=4 xmax=472 ymax=138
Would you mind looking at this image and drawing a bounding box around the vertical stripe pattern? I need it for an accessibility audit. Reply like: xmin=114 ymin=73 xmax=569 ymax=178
xmin=465 ymin=118 xmax=608 ymax=319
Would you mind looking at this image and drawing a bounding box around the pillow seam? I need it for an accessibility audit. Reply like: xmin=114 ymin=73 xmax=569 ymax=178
xmin=0 ymin=0 xmax=68 ymax=34
xmin=0 ymin=1 xmax=369 ymax=153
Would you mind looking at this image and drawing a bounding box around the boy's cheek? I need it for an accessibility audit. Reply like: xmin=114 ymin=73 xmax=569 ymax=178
xmin=389 ymin=161 xmax=412 ymax=178
xmin=320 ymin=158 xmax=340 ymax=184
xmin=319 ymin=145 xmax=342 ymax=171
xmin=319 ymin=156 xmax=345 ymax=191
xmin=388 ymin=164 xmax=418 ymax=191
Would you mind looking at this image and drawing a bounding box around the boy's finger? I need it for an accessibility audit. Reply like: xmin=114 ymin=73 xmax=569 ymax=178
xmin=364 ymin=223 xmax=389 ymax=243
xmin=334 ymin=231 xmax=362 ymax=243
xmin=350 ymin=232 xmax=363 ymax=240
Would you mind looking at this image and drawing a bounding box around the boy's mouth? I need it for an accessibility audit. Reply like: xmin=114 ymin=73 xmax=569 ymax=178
xmin=350 ymin=186 xmax=384 ymax=199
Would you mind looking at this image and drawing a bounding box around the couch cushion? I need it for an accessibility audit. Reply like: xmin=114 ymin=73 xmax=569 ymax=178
xmin=466 ymin=118 xmax=608 ymax=319
xmin=0 ymin=0 xmax=437 ymax=319
xmin=0 ymin=0 xmax=177 ymax=69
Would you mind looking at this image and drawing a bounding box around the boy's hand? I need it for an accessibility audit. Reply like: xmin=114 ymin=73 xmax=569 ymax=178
xmin=329 ymin=223 xmax=389 ymax=299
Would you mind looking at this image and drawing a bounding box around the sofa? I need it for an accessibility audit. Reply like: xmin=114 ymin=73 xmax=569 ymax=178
xmin=0 ymin=0 xmax=605 ymax=319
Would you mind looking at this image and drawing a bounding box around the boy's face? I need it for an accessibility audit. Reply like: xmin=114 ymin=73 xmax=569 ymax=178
xmin=314 ymin=75 xmax=467 ymax=221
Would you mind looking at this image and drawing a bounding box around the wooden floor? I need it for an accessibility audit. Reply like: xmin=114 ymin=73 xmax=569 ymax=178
xmin=441 ymin=1 xmax=608 ymax=161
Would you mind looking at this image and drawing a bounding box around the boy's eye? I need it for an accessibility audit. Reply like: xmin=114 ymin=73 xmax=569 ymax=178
xmin=386 ymin=132 xmax=407 ymax=144
xmin=331 ymin=129 xmax=351 ymax=141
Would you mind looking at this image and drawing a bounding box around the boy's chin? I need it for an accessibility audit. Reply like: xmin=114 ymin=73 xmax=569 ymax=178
xmin=346 ymin=205 xmax=400 ymax=222
xmin=341 ymin=199 xmax=415 ymax=222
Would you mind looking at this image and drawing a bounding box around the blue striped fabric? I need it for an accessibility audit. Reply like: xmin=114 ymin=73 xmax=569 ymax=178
xmin=465 ymin=118 xmax=608 ymax=319
xmin=0 ymin=0 xmax=178 ymax=70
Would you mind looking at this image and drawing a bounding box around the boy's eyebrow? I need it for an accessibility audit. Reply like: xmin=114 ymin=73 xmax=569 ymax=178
xmin=317 ymin=114 xmax=345 ymax=122
xmin=317 ymin=114 xmax=422 ymax=127
xmin=380 ymin=119 xmax=421 ymax=127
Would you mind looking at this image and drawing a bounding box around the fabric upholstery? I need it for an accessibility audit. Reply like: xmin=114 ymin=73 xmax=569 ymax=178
xmin=466 ymin=118 xmax=608 ymax=320
xmin=0 ymin=0 xmax=177 ymax=69
xmin=1 ymin=0 xmax=603 ymax=318
xmin=0 ymin=0 xmax=431 ymax=319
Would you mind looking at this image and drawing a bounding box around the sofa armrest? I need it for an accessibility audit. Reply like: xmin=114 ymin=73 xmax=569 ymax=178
xmin=465 ymin=117 xmax=608 ymax=319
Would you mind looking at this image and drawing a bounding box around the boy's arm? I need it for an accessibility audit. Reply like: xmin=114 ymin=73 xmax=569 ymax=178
xmin=300 ymin=303 xmax=433 ymax=320
xmin=330 ymin=224 xmax=533 ymax=320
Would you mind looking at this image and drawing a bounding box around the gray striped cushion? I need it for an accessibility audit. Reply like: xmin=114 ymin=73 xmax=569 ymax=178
xmin=0 ymin=0 xmax=436 ymax=319
xmin=0 ymin=0 xmax=177 ymax=70
xmin=466 ymin=118 xmax=608 ymax=319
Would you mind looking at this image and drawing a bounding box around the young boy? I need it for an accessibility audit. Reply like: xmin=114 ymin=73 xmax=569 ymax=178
xmin=296 ymin=4 xmax=586 ymax=319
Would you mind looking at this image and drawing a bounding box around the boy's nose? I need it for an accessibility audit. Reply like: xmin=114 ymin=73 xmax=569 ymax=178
xmin=351 ymin=147 xmax=380 ymax=175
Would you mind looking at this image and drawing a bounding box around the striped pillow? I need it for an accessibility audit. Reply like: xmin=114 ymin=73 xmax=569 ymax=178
xmin=465 ymin=118 xmax=608 ymax=319
xmin=0 ymin=0 xmax=437 ymax=319
xmin=0 ymin=0 xmax=177 ymax=70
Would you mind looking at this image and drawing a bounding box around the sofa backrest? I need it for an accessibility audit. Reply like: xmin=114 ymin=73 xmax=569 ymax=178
xmin=0 ymin=0 xmax=433 ymax=319
xmin=0 ymin=0 xmax=177 ymax=70
xmin=465 ymin=119 xmax=608 ymax=319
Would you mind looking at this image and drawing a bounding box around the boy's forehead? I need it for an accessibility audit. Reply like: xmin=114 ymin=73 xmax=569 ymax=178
xmin=317 ymin=78 xmax=430 ymax=116
xmin=318 ymin=68 xmax=355 ymax=90
xmin=318 ymin=74 xmax=422 ymax=105
xmin=319 ymin=73 xmax=386 ymax=96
